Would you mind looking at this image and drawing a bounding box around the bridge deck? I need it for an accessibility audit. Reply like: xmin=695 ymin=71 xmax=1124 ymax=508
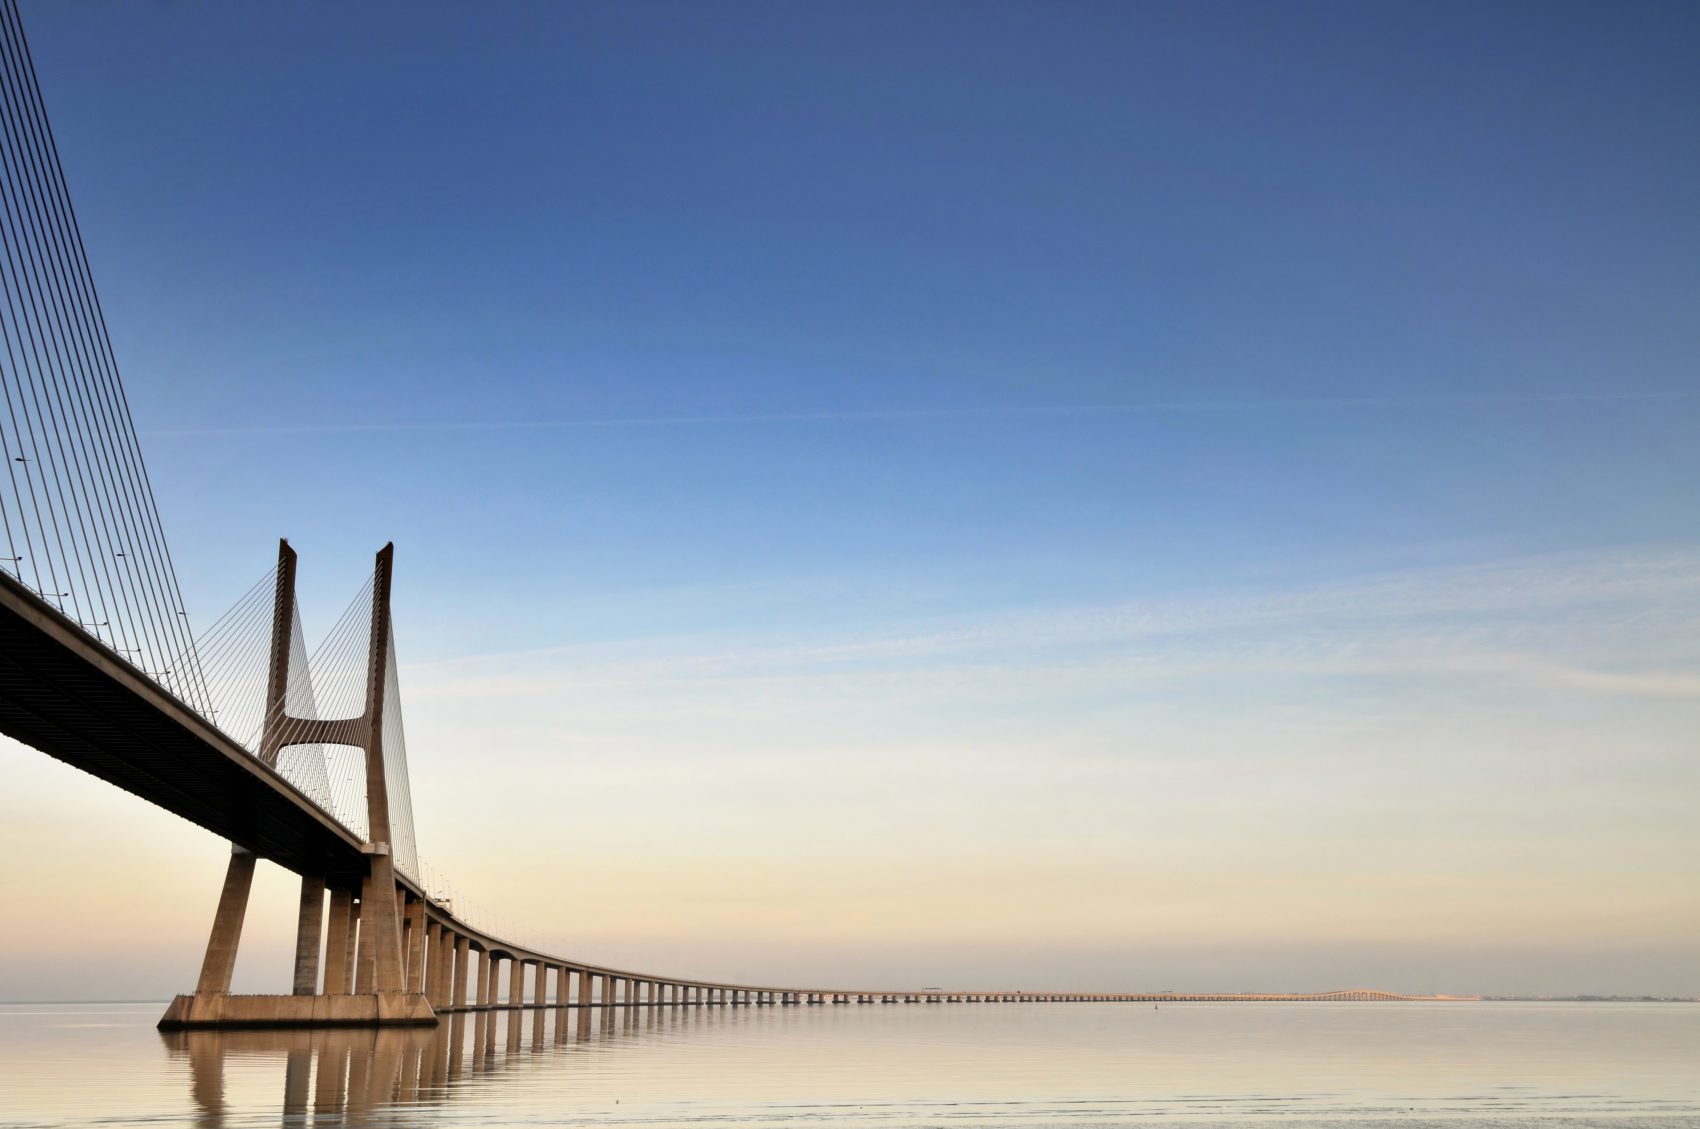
xmin=0 ymin=571 xmax=369 ymax=885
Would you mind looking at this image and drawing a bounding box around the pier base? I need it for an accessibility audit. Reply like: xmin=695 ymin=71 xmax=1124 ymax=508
xmin=157 ymin=991 xmax=437 ymax=1029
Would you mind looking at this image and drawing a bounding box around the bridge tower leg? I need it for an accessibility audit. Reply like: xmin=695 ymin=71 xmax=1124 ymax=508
xmin=160 ymin=541 xmax=434 ymax=1029
xmin=324 ymin=886 xmax=355 ymax=993
xmin=291 ymin=876 xmax=325 ymax=994
xmin=190 ymin=846 xmax=256 ymax=994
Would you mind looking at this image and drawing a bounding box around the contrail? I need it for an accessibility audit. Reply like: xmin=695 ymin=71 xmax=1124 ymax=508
xmin=141 ymin=391 xmax=1699 ymax=438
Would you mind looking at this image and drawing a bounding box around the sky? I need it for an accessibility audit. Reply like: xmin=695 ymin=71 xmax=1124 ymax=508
xmin=0 ymin=0 xmax=1696 ymax=1000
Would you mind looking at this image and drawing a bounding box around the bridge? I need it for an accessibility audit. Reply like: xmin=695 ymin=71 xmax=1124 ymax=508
xmin=0 ymin=0 xmax=1472 ymax=1028
xmin=0 ymin=553 xmax=1474 ymax=1026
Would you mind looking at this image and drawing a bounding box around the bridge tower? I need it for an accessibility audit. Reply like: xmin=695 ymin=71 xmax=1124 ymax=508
xmin=158 ymin=540 xmax=434 ymax=1027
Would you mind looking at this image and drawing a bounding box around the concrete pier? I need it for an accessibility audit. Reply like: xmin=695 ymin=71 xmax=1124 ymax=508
xmin=193 ymin=848 xmax=256 ymax=996
xmin=291 ymin=876 xmax=324 ymax=995
xmin=158 ymin=544 xmax=433 ymax=1029
xmin=451 ymin=937 xmax=470 ymax=1010
xmin=159 ymin=991 xmax=436 ymax=1029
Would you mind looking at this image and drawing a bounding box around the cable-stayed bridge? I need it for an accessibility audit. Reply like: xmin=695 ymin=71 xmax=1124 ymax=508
xmin=0 ymin=0 xmax=1471 ymax=1027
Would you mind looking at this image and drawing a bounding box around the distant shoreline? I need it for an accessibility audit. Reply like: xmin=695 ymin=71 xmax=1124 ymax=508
xmin=1483 ymin=995 xmax=1699 ymax=1003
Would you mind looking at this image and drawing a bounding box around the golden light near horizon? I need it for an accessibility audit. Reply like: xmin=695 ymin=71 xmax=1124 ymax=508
xmin=3 ymin=542 xmax=1695 ymax=1000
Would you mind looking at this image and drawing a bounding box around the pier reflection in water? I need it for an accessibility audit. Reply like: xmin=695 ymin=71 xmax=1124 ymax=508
xmin=167 ymin=1003 xmax=685 ymax=1126
xmin=13 ymin=999 xmax=1697 ymax=1128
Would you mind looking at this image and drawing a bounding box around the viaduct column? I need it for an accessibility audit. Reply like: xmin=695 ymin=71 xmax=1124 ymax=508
xmin=451 ymin=936 xmax=470 ymax=1010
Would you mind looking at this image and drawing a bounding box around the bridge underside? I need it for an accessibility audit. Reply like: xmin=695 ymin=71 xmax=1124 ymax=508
xmin=0 ymin=572 xmax=368 ymax=885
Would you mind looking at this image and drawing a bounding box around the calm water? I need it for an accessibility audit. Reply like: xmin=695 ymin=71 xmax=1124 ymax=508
xmin=1 ymin=1000 xmax=1697 ymax=1128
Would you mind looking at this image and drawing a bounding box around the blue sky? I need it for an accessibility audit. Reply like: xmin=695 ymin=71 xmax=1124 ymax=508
xmin=0 ymin=0 xmax=1695 ymax=997
xmin=25 ymin=0 xmax=1695 ymax=634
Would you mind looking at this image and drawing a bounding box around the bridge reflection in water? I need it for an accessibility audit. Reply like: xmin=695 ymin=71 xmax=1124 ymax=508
xmin=44 ymin=999 xmax=1692 ymax=1128
xmin=162 ymin=991 xmax=1480 ymax=1128
xmin=169 ymin=1004 xmax=676 ymax=1126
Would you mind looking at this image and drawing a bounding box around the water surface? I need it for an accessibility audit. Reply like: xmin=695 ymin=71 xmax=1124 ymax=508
xmin=2 ymin=1000 xmax=1696 ymax=1127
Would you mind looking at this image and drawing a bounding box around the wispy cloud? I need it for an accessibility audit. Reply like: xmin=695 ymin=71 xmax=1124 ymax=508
xmin=386 ymin=541 xmax=1700 ymax=983
xmin=143 ymin=391 xmax=1700 ymax=438
xmin=402 ymin=542 xmax=1700 ymax=703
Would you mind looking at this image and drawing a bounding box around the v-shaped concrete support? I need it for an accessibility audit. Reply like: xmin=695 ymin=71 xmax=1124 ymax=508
xmin=161 ymin=540 xmax=432 ymax=1028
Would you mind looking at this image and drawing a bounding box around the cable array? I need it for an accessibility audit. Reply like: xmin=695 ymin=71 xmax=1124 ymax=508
xmin=2 ymin=0 xmax=433 ymax=909
xmin=178 ymin=564 xmax=278 ymax=749
xmin=0 ymin=0 xmax=207 ymax=714
xmin=186 ymin=562 xmax=423 ymax=873
xmin=271 ymin=603 xmax=334 ymax=814
xmin=253 ymin=574 xmax=375 ymax=841
xmin=382 ymin=623 xmax=420 ymax=882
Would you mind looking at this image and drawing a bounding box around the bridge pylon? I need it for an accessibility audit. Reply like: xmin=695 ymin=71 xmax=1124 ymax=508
xmin=159 ymin=540 xmax=434 ymax=1028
